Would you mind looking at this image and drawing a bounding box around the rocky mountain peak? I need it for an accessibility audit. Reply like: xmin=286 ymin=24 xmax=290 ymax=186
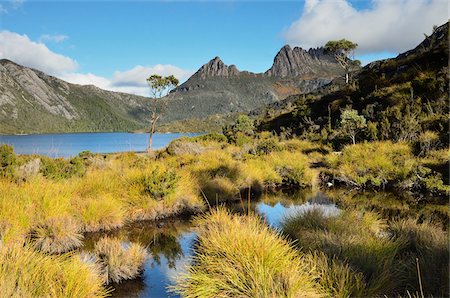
xmin=265 ymin=45 xmax=341 ymax=78
xmin=194 ymin=56 xmax=240 ymax=79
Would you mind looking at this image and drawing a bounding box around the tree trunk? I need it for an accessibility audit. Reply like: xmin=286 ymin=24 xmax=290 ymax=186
xmin=345 ymin=72 xmax=349 ymax=84
xmin=148 ymin=112 xmax=157 ymax=156
xmin=351 ymin=134 xmax=356 ymax=145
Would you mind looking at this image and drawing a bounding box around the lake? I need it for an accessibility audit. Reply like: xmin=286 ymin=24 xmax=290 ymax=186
xmin=0 ymin=132 xmax=199 ymax=157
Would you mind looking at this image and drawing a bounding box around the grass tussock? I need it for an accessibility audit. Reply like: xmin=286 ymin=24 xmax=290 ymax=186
xmin=282 ymin=206 xmax=449 ymax=297
xmin=171 ymin=208 xmax=321 ymax=297
xmin=30 ymin=216 xmax=83 ymax=254
xmin=94 ymin=236 xmax=148 ymax=284
xmin=282 ymin=207 xmax=403 ymax=296
xmin=0 ymin=243 xmax=107 ymax=297
xmin=328 ymin=141 xmax=416 ymax=188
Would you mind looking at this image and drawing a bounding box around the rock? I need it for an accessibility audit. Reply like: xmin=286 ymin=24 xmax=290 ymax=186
xmin=16 ymin=158 xmax=41 ymax=181
xmin=265 ymin=45 xmax=343 ymax=78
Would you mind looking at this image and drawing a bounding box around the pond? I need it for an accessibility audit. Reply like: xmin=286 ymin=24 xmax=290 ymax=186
xmin=83 ymin=191 xmax=340 ymax=297
xmin=0 ymin=132 xmax=199 ymax=158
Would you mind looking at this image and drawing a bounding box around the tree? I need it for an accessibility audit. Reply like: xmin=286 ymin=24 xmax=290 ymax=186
xmin=325 ymin=39 xmax=358 ymax=84
xmin=146 ymin=74 xmax=179 ymax=155
xmin=340 ymin=109 xmax=366 ymax=144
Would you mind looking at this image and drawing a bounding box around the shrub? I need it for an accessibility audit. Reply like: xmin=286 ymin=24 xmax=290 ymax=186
xmin=251 ymin=137 xmax=283 ymax=156
xmin=171 ymin=208 xmax=321 ymax=297
xmin=137 ymin=166 xmax=179 ymax=200
xmin=0 ymin=144 xmax=16 ymax=178
xmin=40 ymin=156 xmax=86 ymax=180
xmin=94 ymin=236 xmax=147 ymax=284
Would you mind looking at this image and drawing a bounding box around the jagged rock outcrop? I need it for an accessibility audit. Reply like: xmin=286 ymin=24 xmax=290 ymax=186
xmin=265 ymin=45 xmax=342 ymax=78
xmin=194 ymin=57 xmax=241 ymax=79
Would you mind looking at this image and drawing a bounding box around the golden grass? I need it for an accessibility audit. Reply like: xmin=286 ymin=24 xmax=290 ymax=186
xmin=0 ymin=243 xmax=107 ymax=297
xmin=171 ymin=208 xmax=321 ymax=297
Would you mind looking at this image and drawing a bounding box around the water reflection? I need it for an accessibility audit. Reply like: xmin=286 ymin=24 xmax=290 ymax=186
xmin=83 ymin=219 xmax=195 ymax=297
xmin=256 ymin=192 xmax=341 ymax=228
xmin=83 ymin=191 xmax=341 ymax=297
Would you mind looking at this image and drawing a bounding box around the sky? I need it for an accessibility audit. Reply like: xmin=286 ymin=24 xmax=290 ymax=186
xmin=0 ymin=0 xmax=447 ymax=96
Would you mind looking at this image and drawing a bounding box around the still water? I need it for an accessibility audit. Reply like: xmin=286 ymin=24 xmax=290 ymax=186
xmin=0 ymin=132 xmax=199 ymax=157
xmin=83 ymin=191 xmax=340 ymax=298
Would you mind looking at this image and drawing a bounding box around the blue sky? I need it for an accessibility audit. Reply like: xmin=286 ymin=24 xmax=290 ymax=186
xmin=0 ymin=0 xmax=447 ymax=95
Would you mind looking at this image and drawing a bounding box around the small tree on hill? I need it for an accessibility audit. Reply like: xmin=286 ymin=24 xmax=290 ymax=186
xmin=340 ymin=109 xmax=366 ymax=145
xmin=325 ymin=39 xmax=358 ymax=84
xmin=146 ymin=74 xmax=179 ymax=155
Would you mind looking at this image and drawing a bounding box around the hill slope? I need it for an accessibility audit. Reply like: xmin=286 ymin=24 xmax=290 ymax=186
xmin=258 ymin=22 xmax=449 ymax=147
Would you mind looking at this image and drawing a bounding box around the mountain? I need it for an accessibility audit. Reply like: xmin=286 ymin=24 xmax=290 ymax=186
xmin=0 ymin=59 xmax=153 ymax=134
xmin=160 ymin=47 xmax=343 ymax=125
xmin=257 ymin=22 xmax=449 ymax=147
xmin=0 ymin=44 xmax=344 ymax=134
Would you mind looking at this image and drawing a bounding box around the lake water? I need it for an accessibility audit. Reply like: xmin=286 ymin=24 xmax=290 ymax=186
xmin=83 ymin=191 xmax=339 ymax=298
xmin=0 ymin=132 xmax=199 ymax=157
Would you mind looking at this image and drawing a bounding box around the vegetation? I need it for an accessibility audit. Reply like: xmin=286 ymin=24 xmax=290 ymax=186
xmin=93 ymin=236 xmax=148 ymax=284
xmin=324 ymin=39 xmax=359 ymax=84
xmin=0 ymin=243 xmax=107 ymax=297
xmin=146 ymin=74 xmax=179 ymax=154
xmin=171 ymin=208 xmax=321 ymax=297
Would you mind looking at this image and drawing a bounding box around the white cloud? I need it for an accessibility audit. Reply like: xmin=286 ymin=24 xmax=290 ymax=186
xmin=112 ymin=64 xmax=193 ymax=88
xmin=0 ymin=31 xmax=78 ymax=75
xmin=0 ymin=30 xmax=193 ymax=97
xmin=10 ymin=0 xmax=24 ymax=9
xmin=39 ymin=34 xmax=69 ymax=43
xmin=284 ymin=0 xmax=448 ymax=54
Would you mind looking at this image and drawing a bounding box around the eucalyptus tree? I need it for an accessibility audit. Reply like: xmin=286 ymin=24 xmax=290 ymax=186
xmin=325 ymin=39 xmax=359 ymax=84
xmin=146 ymin=74 xmax=179 ymax=155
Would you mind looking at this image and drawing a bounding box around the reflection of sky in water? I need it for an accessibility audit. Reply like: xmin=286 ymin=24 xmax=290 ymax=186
xmin=256 ymin=201 xmax=341 ymax=229
xmin=139 ymin=232 xmax=196 ymax=298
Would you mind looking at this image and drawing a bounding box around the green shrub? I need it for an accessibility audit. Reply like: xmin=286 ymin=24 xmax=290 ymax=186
xmin=251 ymin=138 xmax=283 ymax=156
xmin=0 ymin=144 xmax=16 ymax=178
xmin=40 ymin=156 xmax=86 ymax=180
xmin=138 ymin=166 xmax=178 ymax=200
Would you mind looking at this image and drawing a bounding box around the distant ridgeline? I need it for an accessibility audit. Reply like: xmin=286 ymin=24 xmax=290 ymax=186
xmin=257 ymin=22 xmax=449 ymax=148
xmin=0 ymin=44 xmax=343 ymax=134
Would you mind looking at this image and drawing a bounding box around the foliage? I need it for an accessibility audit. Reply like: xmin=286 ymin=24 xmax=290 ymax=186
xmin=339 ymin=109 xmax=367 ymax=144
xmin=40 ymin=156 xmax=86 ymax=180
xmin=0 ymin=144 xmax=16 ymax=178
xmin=136 ymin=166 xmax=179 ymax=200
xmin=146 ymin=74 xmax=179 ymax=99
xmin=223 ymin=114 xmax=255 ymax=144
xmin=325 ymin=39 xmax=358 ymax=84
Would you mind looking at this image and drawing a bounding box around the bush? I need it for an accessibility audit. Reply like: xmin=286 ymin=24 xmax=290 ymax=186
xmin=137 ymin=166 xmax=179 ymax=200
xmin=251 ymin=138 xmax=283 ymax=156
xmin=40 ymin=156 xmax=86 ymax=180
xmin=171 ymin=208 xmax=320 ymax=297
xmin=0 ymin=144 xmax=16 ymax=178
